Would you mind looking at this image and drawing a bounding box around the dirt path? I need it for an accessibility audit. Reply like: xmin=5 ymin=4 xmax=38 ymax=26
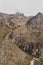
xmin=30 ymin=58 xmax=38 ymax=65
xmin=30 ymin=59 xmax=35 ymax=65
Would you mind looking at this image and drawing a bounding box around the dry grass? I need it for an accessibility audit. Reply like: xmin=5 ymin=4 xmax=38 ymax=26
xmin=0 ymin=27 xmax=6 ymax=43
xmin=0 ymin=40 xmax=32 ymax=65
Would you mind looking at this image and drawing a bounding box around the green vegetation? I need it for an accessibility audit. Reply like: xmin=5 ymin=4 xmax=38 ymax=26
xmin=34 ymin=59 xmax=43 ymax=65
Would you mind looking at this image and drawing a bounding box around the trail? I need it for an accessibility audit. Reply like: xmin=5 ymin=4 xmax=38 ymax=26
xmin=2 ymin=21 xmax=12 ymax=43
xmin=30 ymin=58 xmax=35 ymax=65
xmin=4 ymin=32 xmax=11 ymax=42
xmin=30 ymin=58 xmax=38 ymax=65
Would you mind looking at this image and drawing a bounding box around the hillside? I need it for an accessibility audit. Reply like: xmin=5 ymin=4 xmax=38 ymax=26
xmin=0 ymin=39 xmax=32 ymax=65
xmin=0 ymin=12 xmax=43 ymax=65
xmin=0 ymin=12 xmax=31 ymax=65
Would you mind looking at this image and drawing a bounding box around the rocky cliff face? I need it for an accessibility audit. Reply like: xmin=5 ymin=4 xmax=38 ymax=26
xmin=27 ymin=12 xmax=43 ymax=27
xmin=26 ymin=12 xmax=43 ymax=58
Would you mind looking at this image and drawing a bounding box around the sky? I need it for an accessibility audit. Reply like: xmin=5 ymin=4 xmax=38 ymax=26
xmin=0 ymin=0 xmax=43 ymax=16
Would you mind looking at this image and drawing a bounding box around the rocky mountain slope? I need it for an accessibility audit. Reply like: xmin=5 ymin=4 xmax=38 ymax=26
xmin=26 ymin=12 xmax=43 ymax=58
xmin=0 ymin=12 xmax=43 ymax=65
xmin=0 ymin=12 xmax=31 ymax=65
xmin=0 ymin=39 xmax=32 ymax=65
xmin=27 ymin=12 xmax=43 ymax=27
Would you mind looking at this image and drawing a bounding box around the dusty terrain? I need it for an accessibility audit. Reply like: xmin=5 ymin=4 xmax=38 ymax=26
xmin=0 ymin=12 xmax=43 ymax=65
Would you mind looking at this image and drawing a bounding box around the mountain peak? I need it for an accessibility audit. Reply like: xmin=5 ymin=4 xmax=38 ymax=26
xmin=15 ymin=12 xmax=24 ymax=17
xmin=15 ymin=12 xmax=27 ymax=19
xmin=36 ymin=12 xmax=43 ymax=16
xmin=26 ymin=12 xmax=43 ymax=27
